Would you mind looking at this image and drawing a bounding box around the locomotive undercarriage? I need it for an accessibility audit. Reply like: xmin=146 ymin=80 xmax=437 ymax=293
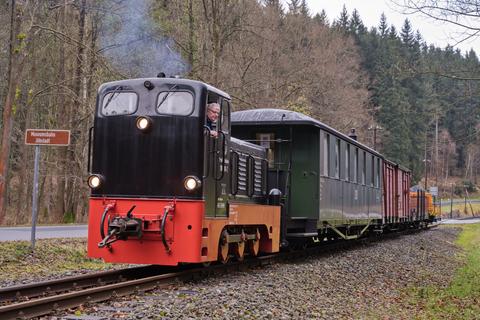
xmin=217 ymin=226 xmax=263 ymax=263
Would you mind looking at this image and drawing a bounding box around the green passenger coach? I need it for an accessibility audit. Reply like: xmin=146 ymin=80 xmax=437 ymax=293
xmin=231 ymin=109 xmax=383 ymax=246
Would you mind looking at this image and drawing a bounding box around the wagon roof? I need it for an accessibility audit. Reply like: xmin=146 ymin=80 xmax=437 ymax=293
xmin=231 ymin=108 xmax=383 ymax=157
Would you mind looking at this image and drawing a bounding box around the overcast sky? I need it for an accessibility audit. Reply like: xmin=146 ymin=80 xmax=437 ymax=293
xmin=302 ymin=0 xmax=479 ymax=54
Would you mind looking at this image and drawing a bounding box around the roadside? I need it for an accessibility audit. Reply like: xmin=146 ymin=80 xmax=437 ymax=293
xmin=440 ymin=217 xmax=480 ymax=224
xmin=438 ymin=198 xmax=480 ymax=218
xmin=0 ymin=238 xmax=123 ymax=287
xmin=404 ymin=224 xmax=480 ymax=319
xmin=0 ymin=224 xmax=87 ymax=241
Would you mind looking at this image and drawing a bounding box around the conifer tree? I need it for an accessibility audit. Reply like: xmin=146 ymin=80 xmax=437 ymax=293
xmin=313 ymin=9 xmax=328 ymax=26
xmin=379 ymin=13 xmax=388 ymax=37
xmin=349 ymin=9 xmax=365 ymax=34
xmin=333 ymin=5 xmax=349 ymax=31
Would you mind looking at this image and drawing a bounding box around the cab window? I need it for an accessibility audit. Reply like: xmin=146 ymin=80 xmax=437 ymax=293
xmin=156 ymin=91 xmax=194 ymax=116
xmin=220 ymin=100 xmax=230 ymax=132
xmin=102 ymin=91 xmax=138 ymax=116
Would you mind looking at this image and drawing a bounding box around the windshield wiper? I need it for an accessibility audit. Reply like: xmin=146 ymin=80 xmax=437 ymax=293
xmin=103 ymin=85 xmax=123 ymax=109
xmin=157 ymin=84 xmax=178 ymax=109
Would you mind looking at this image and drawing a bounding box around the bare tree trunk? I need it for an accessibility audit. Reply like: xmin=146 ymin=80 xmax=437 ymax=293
xmin=0 ymin=0 xmax=27 ymax=224
xmin=15 ymin=33 xmax=37 ymax=222
xmin=54 ymin=0 xmax=68 ymax=222
xmin=65 ymin=0 xmax=87 ymax=220
xmin=187 ymin=0 xmax=195 ymax=67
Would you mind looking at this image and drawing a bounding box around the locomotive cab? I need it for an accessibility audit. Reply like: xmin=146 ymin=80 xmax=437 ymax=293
xmin=87 ymin=77 xmax=280 ymax=265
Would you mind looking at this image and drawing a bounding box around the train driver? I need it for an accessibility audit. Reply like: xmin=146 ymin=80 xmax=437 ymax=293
xmin=206 ymin=102 xmax=220 ymax=138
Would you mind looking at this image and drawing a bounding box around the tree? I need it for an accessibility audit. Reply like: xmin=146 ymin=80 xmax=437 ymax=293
xmin=313 ymin=9 xmax=329 ymax=26
xmin=333 ymin=5 xmax=349 ymax=31
xmin=392 ymin=0 xmax=480 ymax=45
xmin=349 ymin=9 xmax=365 ymax=35
xmin=0 ymin=0 xmax=35 ymax=223
xmin=400 ymin=19 xmax=414 ymax=46
xmin=379 ymin=13 xmax=389 ymax=37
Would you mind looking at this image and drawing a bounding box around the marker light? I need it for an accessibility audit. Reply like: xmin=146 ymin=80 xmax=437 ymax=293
xmin=184 ymin=176 xmax=201 ymax=191
xmin=88 ymin=174 xmax=103 ymax=189
xmin=136 ymin=116 xmax=152 ymax=131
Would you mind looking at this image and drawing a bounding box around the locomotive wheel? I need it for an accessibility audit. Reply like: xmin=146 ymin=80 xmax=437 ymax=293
xmin=218 ymin=230 xmax=229 ymax=264
xmin=233 ymin=241 xmax=245 ymax=261
xmin=248 ymin=229 xmax=261 ymax=256
xmin=248 ymin=239 xmax=260 ymax=256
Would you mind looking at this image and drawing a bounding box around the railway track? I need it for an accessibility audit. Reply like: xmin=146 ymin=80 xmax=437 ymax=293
xmin=0 ymin=227 xmax=431 ymax=319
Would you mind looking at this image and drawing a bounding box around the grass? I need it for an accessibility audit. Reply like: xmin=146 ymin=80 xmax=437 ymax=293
xmin=438 ymin=199 xmax=480 ymax=217
xmin=0 ymin=238 xmax=122 ymax=282
xmin=407 ymin=224 xmax=480 ymax=319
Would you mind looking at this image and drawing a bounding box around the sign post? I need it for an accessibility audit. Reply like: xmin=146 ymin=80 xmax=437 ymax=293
xmin=31 ymin=145 xmax=40 ymax=249
xmin=25 ymin=129 xmax=70 ymax=250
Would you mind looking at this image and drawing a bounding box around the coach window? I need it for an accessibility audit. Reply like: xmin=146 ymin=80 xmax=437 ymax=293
xmin=258 ymin=133 xmax=275 ymax=168
xmin=102 ymin=91 xmax=138 ymax=116
xmin=376 ymin=158 xmax=381 ymax=188
xmin=353 ymin=148 xmax=358 ymax=183
xmin=362 ymin=151 xmax=366 ymax=185
xmin=334 ymin=139 xmax=340 ymax=179
xmin=371 ymin=155 xmax=375 ymax=187
xmin=156 ymin=91 xmax=194 ymax=116
xmin=323 ymin=133 xmax=329 ymax=176
xmin=345 ymin=144 xmax=350 ymax=181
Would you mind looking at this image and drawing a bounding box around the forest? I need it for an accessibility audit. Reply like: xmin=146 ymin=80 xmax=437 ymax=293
xmin=0 ymin=0 xmax=479 ymax=225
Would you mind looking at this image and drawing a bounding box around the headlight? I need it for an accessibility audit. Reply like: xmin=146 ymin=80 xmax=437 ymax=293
xmin=136 ymin=116 xmax=152 ymax=131
xmin=184 ymin=175 xmax=201 ymax=191
xmin=88 ymin=174 xmax=104 ymax=189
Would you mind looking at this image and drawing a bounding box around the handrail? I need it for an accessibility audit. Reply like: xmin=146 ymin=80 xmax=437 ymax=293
xmin=87 ymin=126 xmax=94 ymax=173
xmin=98 ymin=203 xmax=116 ymax=248
xmin=215 ymin=130 xmax=227 ymax=181
xmin=203 ymin=126 xmax=211 ymax=179
xmin=161 ymin=206 xmax=173 ymax=254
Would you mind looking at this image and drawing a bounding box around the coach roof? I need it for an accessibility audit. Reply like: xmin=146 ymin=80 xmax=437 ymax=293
xmin=231 ymin=108 xmax=382 ymax=158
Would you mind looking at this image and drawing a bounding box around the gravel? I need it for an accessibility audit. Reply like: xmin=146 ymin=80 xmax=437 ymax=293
xmin=44 ymin=227 xmax=462 ymax=319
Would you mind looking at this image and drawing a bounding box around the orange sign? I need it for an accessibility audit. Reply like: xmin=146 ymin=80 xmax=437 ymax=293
xmin=25 ymin=129 xmax=71 ymax=146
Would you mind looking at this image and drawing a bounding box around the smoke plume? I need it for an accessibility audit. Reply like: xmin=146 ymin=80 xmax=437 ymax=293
xmin=99 ymin=0 xmax=189 ymax=78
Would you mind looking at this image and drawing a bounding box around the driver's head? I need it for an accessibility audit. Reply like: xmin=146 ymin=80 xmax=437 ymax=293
xmin=207 ymin=103 xmax=220 ymax=122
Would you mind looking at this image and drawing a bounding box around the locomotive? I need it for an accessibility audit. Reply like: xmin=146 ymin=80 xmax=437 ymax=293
xmin=86 ymin=76 xmax=431 ymax=266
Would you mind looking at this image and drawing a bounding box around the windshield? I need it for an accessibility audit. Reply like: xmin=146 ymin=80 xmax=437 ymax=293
xmin=156 ymin=91 xmax=194 ymax=116
xmin=102 ymin=91 xmax=138 ymax=116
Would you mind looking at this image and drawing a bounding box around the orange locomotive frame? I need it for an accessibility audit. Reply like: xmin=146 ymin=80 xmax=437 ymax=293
xmin=88 ymin=198 xmax=280 ymax=265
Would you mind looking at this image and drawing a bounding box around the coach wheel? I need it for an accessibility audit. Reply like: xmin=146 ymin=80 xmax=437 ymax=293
xmin=248 ymin=229 xmax=261 ymax=256
xmin=218 ymin=230 xmax=229 ymax=264
xmin=233 ymin=241 xmax=245 ymax=261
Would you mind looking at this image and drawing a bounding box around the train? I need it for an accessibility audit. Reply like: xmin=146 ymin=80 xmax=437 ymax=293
xmin=86 ymin=76 xmax=433 ymax=266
